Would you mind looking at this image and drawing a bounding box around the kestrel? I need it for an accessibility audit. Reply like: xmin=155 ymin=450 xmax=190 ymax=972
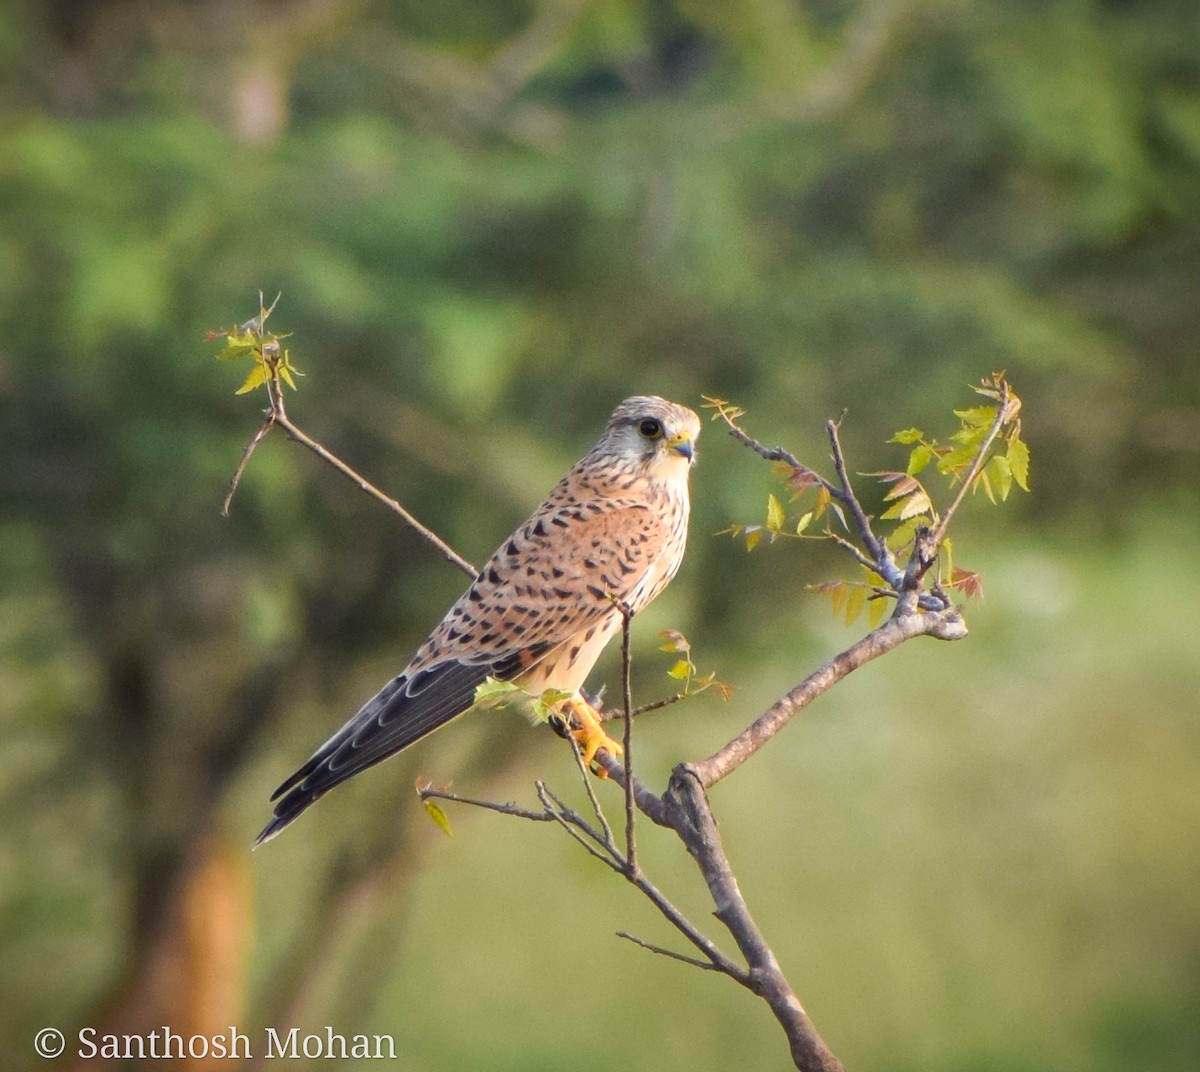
xmin=257 ymin=396 xmax=700 ymax=843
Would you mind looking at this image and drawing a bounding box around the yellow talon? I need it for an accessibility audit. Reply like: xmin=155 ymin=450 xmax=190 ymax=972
xmin=562 ymin=696 xmax=623 ymax=775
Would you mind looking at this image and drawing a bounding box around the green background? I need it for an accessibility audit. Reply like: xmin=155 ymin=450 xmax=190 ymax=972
xmin=1 ymin=1 xmax=1198 ymax=1069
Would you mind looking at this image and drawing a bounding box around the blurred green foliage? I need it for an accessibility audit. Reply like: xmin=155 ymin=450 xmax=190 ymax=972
xmin=0 ymin=1 xmax=1197 ymax=1069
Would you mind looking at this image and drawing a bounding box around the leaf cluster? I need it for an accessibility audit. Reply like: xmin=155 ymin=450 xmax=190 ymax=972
xmin=208 ymin=294 xmax=302 ymax=396
xmin=716 ymin=375 xmax=1029 ymax=624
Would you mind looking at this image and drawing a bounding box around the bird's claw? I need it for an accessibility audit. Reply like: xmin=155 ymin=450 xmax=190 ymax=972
xmin=562 ymin=697 xmax=623 ymax=776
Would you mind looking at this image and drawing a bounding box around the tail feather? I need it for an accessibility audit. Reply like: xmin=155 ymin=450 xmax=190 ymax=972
xmin=255 ymin=660 xmax=494 ymax=845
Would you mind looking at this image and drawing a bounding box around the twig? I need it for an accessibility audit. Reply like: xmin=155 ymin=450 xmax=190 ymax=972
xmin=535 ymin=782 xmax=622 ymax=871
xmin=223 ymin=320 xmax=476 ymax=579
xmin=691 ymin=602 xmax=966 ymax=789
xmin=270 ymin=406 xmax=476 ymax=578
xmin=418 ymin=786 xmax=553 ymax=824
xmin=616 ymin=931 xmax=722 ymax=972
xmin=565 ymin=726 xmax=616 ymax=853
xmin=618 ymin=603 xmax=637 ymax=875
xmin=928 ymin=383 xmax=1013 ymax=547
xmin=825 ymin=416 xmax=891 ymax=570
xmin=222 ymin=411 xmax=276 ymax=516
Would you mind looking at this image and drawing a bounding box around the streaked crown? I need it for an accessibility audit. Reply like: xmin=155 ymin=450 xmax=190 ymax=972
xmin=595 ymin=395 xmax=700 ymax=473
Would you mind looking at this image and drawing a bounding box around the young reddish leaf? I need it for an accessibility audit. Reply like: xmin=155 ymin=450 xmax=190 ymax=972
xmin=786 ymin=465 xmax=823 ymax=496
xmin=710 ymin=679 xmax=735 ymax=702
xmin=948 ymin=567 xmax=984 ymax=600
xmin=658 ymin=629 xmax=690 ymax=654
xmin=814 ymin=579 xmax=847 ymax=615
xmin=882 ymin=474 xmax=922 ymax=501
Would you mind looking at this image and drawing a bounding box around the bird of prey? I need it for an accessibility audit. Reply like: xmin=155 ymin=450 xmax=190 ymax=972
xmin=256 ymin=396 xmax=700 ymax=844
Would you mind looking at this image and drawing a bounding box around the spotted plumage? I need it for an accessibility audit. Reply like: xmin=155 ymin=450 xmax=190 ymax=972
xmin=257 ymin=396 xmax=700 ymax=843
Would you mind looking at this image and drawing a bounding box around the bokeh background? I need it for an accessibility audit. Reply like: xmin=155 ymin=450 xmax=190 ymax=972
xmin=2 ymin=1 xmax=1198 ymax=1069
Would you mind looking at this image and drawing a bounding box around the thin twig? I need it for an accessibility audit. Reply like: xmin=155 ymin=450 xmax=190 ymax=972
xmin=222 ymin=412 xmax=276 ymax=516
xmin=270 ymin=408 xmax=476 ymax=578
xmin=825 ymin=417 xmax=890 ymax=568
xmin=564 ymin=726 xmax=616 ymax=853
xmin=418 ymin=787 xmax=553 ymax=823
xmin=616 ymin=931 xmax=722 ymax=972
xmin=535 ymin=782 xmax=623 ymax=871
xmin=223 ymin=314 xmax=476 ymax=578
xmin=928 ymin=384 xmax=1013 ymax=547
xmin=619 ymin=603 xmax=637 ymax=876
xmin=600 ymin=692 xmax=686 ymax=720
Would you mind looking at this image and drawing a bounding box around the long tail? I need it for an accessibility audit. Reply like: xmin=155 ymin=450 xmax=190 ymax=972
xmin=255 ymin=659 xmax=495 ymax=845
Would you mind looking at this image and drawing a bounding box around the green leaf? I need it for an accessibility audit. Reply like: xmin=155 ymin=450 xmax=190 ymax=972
xmin=423 ymin=799 xmax=454 ymax=837
xmin=474 ymin=677 xmax=522 ymax=708
xmin=881 ymin=489 xmax=932 ymax=521
xmin=906 ymin=443 xmax=935 ymax=476
xmin=886 ymin=515 xmax=923 ymax=551
xmin=235 ymin=363 xmax=270 ymax=395
xmin=868 ymin=593 xmax=889 ymax=628
xmin=795 ymin=511 xmax=813 ymax=535
xmin=986 ymin=454 xmax=1013 ymax=501
xmin=744 ymin=527 xmax=762 ymax=552
xmin=1007 ymin=435 xmax=1030 ymax=491
xmin=955 ymin=405 xmax=998 ymax=428
xmin=766 ymin=493 xmax=785 ymax=532
xmin=667 ymin=659 xmax=691 ymax=680
xmin=889 ymin=428 xmax=925 ymax=444
xmin=844 ymin=584 xmax=866 ymax=625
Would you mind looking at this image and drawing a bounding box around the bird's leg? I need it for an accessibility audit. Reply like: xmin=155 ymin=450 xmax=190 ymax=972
xmin=561 ymin=695 xmax=623 ymax=775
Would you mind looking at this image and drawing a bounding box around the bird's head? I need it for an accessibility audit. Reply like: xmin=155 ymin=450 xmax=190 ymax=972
xmin=599 ymin=396 xmax=701 ymax=481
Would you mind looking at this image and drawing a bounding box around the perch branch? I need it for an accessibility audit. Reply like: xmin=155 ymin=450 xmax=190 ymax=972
xmin=223 ymin=320 xmax=476 ymax=578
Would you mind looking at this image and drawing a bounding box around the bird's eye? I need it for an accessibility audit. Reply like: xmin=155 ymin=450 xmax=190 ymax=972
xmin=638 ymin=418 xmax=663 ymax=439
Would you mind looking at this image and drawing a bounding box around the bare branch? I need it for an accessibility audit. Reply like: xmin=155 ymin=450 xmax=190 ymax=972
xmin=222 ymin=411 xmax=276 ymax=516
xmin=615 ymin=931 xmax=722 ymax=972
xmin=417 ymin=786 xmax=553 ymax=824
xmin=221 ymin=314 xmax=477 ymax=578
xmin=535 ymin=782 xmax=623 ymax=872
xmin=692 ymin=603 xmax=966 ymax=788
xmin=268 ymin=407 xmax=477 ymax=578
xmin=825 ymin=416 xmax=891 ymax=568
xmin=664 ymin=768 xmax=846 ymax=1072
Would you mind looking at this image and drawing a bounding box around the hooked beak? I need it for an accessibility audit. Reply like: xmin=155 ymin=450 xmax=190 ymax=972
xmin=666 ymin=432 xmax=694 ymax=461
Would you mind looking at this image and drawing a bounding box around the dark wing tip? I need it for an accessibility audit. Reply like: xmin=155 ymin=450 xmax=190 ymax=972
xmin=254 ymin=659 xmax=501 ymax=843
